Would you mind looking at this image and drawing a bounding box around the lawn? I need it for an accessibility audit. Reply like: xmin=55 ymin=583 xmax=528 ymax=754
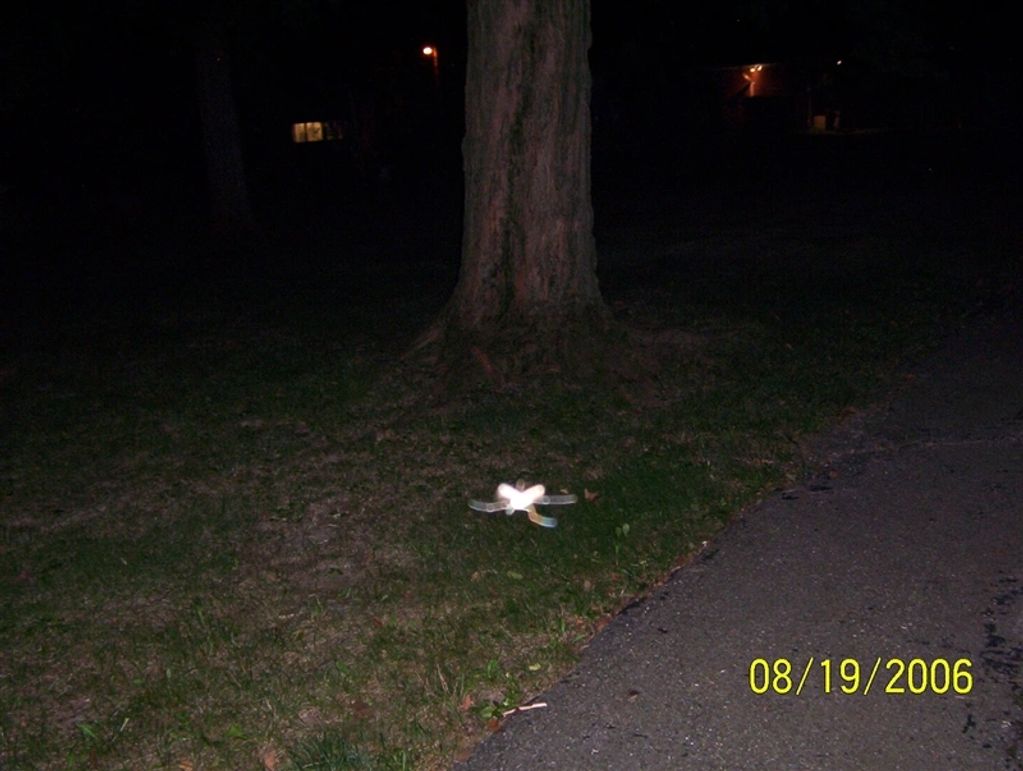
xmin=0 ymin=163 xmax=1013 ymax=768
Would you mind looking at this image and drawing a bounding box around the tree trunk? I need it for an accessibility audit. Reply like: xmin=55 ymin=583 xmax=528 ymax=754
xmin=417 ymin=0 xmax=611 ymax=385
xmin=195 ymin=23 xmax=256 ymax=238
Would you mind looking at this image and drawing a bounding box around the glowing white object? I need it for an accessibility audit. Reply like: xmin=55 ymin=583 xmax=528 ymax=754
xmin=468 ymin=480 xmax=577 ymax=528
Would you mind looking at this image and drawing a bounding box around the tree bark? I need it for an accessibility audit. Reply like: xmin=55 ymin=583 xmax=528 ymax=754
xmin=417 ymin=0 xmax=611 ymax=385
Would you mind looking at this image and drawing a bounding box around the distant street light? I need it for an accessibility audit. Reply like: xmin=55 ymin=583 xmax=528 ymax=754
xmin=422 ymin=44 xmax=440 ymax=86
xmin=743 ymin=63 xmax=763 ymax=97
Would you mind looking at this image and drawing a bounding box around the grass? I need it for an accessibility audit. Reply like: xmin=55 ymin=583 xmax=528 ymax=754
xmin=0 ymin=182 xmax=1011 ymax=768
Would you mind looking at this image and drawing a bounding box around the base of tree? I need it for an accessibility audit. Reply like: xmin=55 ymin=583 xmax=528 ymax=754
xmin=407 ymin=303 xmax=696 ymax=400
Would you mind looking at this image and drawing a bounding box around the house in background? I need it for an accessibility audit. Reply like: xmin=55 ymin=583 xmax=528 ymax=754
xmin=679 ymin=53 xmax=972 ymax=138
xmin=684 ymin=60 xmax=845 ymax=136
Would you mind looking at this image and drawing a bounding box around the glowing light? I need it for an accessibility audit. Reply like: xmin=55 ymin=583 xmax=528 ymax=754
xmin=292 ymin=122 xmax=322 ymax=143
xmin=742 ymin=64 xmax=764 ymax=96
xmin=292 ymin=121 xmax=344 ymax=143
xmin=422 ymin=44 xmax=440 ymax=86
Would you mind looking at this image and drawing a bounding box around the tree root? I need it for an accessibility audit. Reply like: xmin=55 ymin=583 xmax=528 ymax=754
xmin=405 ymin=304 xmax=700 ymax=400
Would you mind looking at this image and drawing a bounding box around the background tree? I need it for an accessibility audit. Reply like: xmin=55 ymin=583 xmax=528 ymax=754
xmin=415 ymin=0 xmax=614 ymax=387
xmin=194 ymin=7 xmax=258 ymax=239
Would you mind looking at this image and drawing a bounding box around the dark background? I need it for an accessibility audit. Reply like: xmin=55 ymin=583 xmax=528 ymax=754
xmin=2 ymin=1 xmax=1020 ymax=321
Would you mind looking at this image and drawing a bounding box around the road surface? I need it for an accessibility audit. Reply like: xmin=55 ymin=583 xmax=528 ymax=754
xmin=458 ymin=303 xmax=1023 ymax=769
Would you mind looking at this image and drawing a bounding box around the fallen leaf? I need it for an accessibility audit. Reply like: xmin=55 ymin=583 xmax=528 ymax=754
xmin=459 ymin=694 xmax=474 ymax=712
xmin=260 ymin=746 xmax=279 ymax=771
xmin=584 ymin=488 xmax=599 ymax=502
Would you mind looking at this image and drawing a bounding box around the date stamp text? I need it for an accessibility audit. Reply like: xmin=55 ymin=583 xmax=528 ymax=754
xmin=748 ymin=657 xmax=974 ymax=696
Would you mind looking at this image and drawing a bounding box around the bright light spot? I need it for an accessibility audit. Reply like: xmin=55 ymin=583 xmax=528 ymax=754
xmin=836 ymin=59 xmax=843 ymax=65
xmin=422 ymin=46 xmax=434 ymax=56
xmin=292 ymin=121 xmax=344 ymax=143
xmin=292 ymin=122 xmax=323 ymax=143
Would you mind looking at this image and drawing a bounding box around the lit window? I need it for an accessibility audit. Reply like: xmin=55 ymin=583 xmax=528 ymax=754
xmin=292 ymin=120 xmax=345 ymax=143
xmin=294 ymin=121 xmax=324 ymax=143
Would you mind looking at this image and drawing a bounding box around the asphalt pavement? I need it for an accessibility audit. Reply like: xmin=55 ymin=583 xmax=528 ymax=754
xmin=458 ymin=301 xmax=1023 ymax=770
